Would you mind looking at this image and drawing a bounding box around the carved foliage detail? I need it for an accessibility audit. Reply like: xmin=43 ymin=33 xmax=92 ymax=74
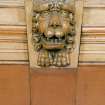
xmin=32 ymin=0 xmax=75 ymax=67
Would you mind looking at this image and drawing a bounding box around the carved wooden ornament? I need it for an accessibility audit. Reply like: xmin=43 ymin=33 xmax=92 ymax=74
xmin=25 ymin=0 xmax=83 ymax=69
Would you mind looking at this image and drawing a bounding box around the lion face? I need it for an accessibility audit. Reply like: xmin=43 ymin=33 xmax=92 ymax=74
xmin=39 ymin=10 xmax=73 ymax=50
xmin=32 ymin=0 xmax=75 ymax=67
xmin=32 ymin=1 xmax=75 ymax=50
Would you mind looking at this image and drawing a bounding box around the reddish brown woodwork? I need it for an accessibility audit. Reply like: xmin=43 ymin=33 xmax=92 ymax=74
xmin=31 ymin=70 xmax=77 ymax=105
xmin=0 ymin=65 xmax=105 ymax=105
xmin=77 ymin=66 xmax=105 ymax=105
xmin=0 ymin=65 xmax=30 ymax=105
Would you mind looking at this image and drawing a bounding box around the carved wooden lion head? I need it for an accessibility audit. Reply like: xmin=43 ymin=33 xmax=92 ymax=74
xmin=32 ymin=0 xmax=75 ymax=67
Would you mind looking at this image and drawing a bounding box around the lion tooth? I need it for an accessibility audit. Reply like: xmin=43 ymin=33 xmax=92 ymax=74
xmin=44 ymin=37 xmax=46 ymax=41
xmin=57 ymin=39 xmax=59 ymax=43
xmin=51 ymin=39 xmax=53 ymax=43
xmin=53 ymin=39 xmax=55 ymax=43
xmin=45 ymin=37 xmax=47 ymax=41
xmin=59 ymin=38 xmax=62 ymax=42
xmin=47 ymin=38 xmax=49 ymax=41
xmin=55 ymin=39 xmax=57 ymax=43
xmin=49 ymin=39 xmax=51 ymax=42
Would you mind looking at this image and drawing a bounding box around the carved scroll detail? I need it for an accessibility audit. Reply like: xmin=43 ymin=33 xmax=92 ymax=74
xmin=32 ymin=0 xmax=75 ymax=67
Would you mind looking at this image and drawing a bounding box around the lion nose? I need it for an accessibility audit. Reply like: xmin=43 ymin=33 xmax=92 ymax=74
xmin=49 ymin=15 xmax=61 ymax=28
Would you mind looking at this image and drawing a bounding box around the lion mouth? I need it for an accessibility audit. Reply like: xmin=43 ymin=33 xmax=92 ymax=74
xmin=42 ymin=34 xmax=66 ymax=50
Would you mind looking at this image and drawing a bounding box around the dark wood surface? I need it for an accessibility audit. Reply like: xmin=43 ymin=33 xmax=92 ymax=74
xmin=31 ymin=66 xmax=105 ymax=105
xmin=0 ymin=65 xmax=105 ymax=105
xmin=31 ymin=70 xmax=77 ymax=105
xmin=0 ymin=65 xmax=30 ymax=105
xmin=77 ymin=66 xmax=105 ymax=105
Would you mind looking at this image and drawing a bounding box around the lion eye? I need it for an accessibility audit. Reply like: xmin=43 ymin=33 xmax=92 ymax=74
xmin=41 ymin=11 xmax=49 ymax=16
xmin=62 ymin=11 xmax=69 ymax=17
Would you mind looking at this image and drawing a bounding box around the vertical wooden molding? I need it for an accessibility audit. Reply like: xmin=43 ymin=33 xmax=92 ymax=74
xmin=25 ymin=0 xmax=84 ymax=69
xmin=70 ymin=0 xmax=84 ymax=68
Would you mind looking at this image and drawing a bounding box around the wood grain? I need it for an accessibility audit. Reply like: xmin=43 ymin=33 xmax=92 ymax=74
xmin=84 ymin=0 xmax=105 ymax=7
xmin=79 ymin=52 xmax=105 ymax=63
xmin=0 ymin=0 xmax=24 ymax=7
xmin=0 ymin=26 xmax=26 ymax=35
xmin=70 ymin=0 xmax=84 ymax=68
xmin=0 ymin=8 xmax=25 ymax=25
xmin=0 ymin=65 xmax=30 ymax=105
xmin=83 ymin=8 xmax=105 ymax=26
xmin=77 ymin=65 xmax=105 ymax=105
xmin=0 ymin=64 xmax=105 ymax=105
xmin=31 ymin=70 xmax=77 ymax=105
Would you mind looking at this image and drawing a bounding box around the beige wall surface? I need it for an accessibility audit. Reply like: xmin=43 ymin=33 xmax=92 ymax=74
xmin=0 ymin=0 xmax=105 ymax=64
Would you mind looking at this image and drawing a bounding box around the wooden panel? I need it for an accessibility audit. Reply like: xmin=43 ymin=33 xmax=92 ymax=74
xmin=0 ymin=0 xmax=26 ymax=64
xmin=0 ymin=42 xmax=27 ymax=50
xmin=82 ymin=26 xmax=105 ymax=35
xmin=79 ymin=52 xmax=105 ymax=63
xmin=0 ymin=26 xmax=26 ymax=35
xmin=0 ymin=8 xmax=25 ymax=25
xmin=83 ymin=8 xmax=105 ymax=26
xmin=80 ymin=43 xmax=105 ymax=63
xmin=80 ymin=44 xmax=105 ymax=51
xmin=0 ymin=52 xmax=28 ymax=61
xmin=0 ymin=31 xmax=28 ymax=63
xmin=0 ymin=0 xmax=24 ymax=7
xmin=0 ymin=34 xmax=26 ymax=40
xmin=82 ymin=35 xmax=105 ymax=45
xmin=77 ymin=66 xmax=105 ymax=105
xmin=31 ymin=70 xmax=76 ymax=105
xmin=0 ymin=65 xmax=30 ymax=105
xmin=84 ymin=0 xmax=105 ymax=7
